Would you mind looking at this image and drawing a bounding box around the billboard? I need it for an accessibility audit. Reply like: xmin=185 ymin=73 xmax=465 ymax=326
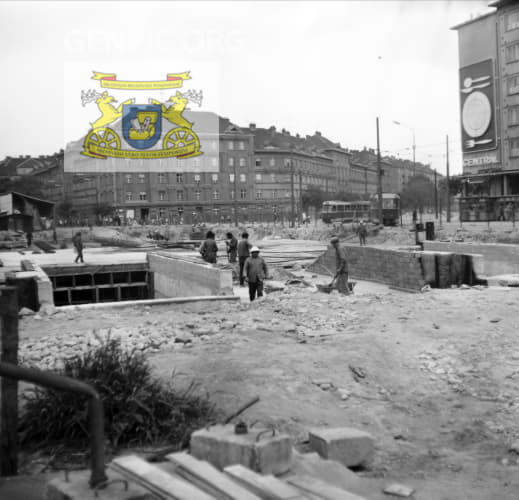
xmin=460 ymin=59 xmax=497 ymax=155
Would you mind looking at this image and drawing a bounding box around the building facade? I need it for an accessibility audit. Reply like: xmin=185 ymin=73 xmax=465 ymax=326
xmin=453 ymin=0 xmax=519 ymax=220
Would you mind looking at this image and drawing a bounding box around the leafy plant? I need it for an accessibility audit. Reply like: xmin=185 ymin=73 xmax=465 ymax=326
xmin=19 ymin=337 xmax=216 ymax=452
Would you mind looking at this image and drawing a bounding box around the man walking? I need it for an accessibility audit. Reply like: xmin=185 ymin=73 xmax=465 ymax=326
xmin=199 ymin=230 xmax=218 ymax=264
xmin=330 ymin=236 xmax=349 ymax=295
xmin=358 ymin=220 xmax=367 ymax=246
xmin=244 ymin=246 xmax=268 ymax=302
xmin=237 ymin=232 xmax=252 ymax=286
xmin=73 ymin=232 xmax=84 ymax=263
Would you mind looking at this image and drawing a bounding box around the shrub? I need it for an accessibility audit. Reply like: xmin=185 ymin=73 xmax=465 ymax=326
xmin=19 ymin=337 xmax=216 ymax=451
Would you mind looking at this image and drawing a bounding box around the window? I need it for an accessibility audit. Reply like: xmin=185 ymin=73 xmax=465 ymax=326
xmin=269 ymin=158 xmax=275 ymax=167
xmin=212 ymin=190 xmax=220 ymax=200
xmin=126 ymin=191 xmax=133 ymax=201
xmin=511 ymin=138 xmax=519 ymax=157
xmin=138 ymin=174 xmax=145 ymax=183
xmin=284 ymin=158 xmax=291 ymax=167
xmin=195 ymin=190 xmax=201 ymax=201
xmin=239 ymin=157 xmax=246 ymax=167
xmin=125 ymin=174 xmax=132 ymax=184
xmin=240 ymin=189 xmax=247 ymax=199
xmin=510 ymin=105 xmax=519 ymax=126
xmin=194 ymin=158 xmax=201 ymax=167
xmin=231 ymin=189 xmax=235 ymax=200
xmin=176 ymin=173 xmax=184 ymax=183
xmin=273 ymin=190 xmax=278 ymax=199
xmin=506 ymin=42 xmax=519 ymax=63
xmin=256 ymin=190 xmax=263 ymax=199
xmin=240 ymin=174 xmax=246 ymax=182
xmin=212 ymin=173 xmax=218 ymax=183
xmin=211 ymin=157 xmax=219 ymax=167
xmin=139 ymin=192 xmax=147 ymax=201
xmin=255 ymin=173 xmax=262 ymax=182
xmin=270 ymin=173 xmax=276 ymax=182
xmin=229 ymin=173 xmax=235 ymax=183
xmin=213 ymin=208 xmax=220 ymax=218
xmin=159 ymin=208 xmax=165 ymax=218
xmin=507 ymin=11 xmax=519 ymax=31
xmin=176 ymin=190 xmax=184 ymax=201
xmin=509 ymin=75 xmax=519 ymax=95
xmin=158 ymin=173 xmax=166 ymax=183
xmin=285 ymin=191 xmax=290 ymax=198
xmin=228 ymin=141 xmax=234 ymax=150
xmin=228 ymin=157 xmax=235 ymax=167
xmin=194 ymin=174 xmax=201 ymax=184
xmin=255 ymin=158 xmax=262 ymax=167
xmin=158 ymin=190 xmax=166 ymax=201
xmin=238 ymin=141 xmax=245 ymax=150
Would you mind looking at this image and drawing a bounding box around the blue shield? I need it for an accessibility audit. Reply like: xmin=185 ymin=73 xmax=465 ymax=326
xmin=122 ymin=104 xmax=162 ymax=150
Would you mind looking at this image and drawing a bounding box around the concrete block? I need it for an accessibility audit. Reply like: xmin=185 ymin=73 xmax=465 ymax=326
xmin=190 ymin=424 xmax=292 ymax=475
xmin=148 ymin=253 xmax=232 ymax=298
xmin=308 ymin=427 xmax=374 ymax=467
xmin=46 ymin=470 xmax=152 ymax=500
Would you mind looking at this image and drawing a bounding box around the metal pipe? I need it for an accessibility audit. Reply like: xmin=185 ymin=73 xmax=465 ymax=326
xmin=0 ymin=362 xmax=107 ymax=488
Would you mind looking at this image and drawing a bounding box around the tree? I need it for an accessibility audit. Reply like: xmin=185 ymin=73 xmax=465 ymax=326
xmin=0 ymin=176 xmax=44 ymax=198
xmin=335 ymin=191 xmax=363 ymax=202
xmin=400 ymin=174 xmax=436 ymax=214
xmin=94 ymin=202 xmax=114 ymax=223
xmin=302 ymin=186 xmax=326 ymax=210
xmin=56 ymin=199 xmax=76 ymax=222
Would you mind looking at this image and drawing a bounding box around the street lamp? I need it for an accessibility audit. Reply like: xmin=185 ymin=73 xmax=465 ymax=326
xmin=393 ymin=120 xmax=416 ymax=176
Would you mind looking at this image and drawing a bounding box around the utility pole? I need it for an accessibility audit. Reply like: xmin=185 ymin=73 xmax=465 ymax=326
xmin=434 ymin=169 xmax=438 ymax=219
xmin=233 ymin=162 xmax=238 ymax=227
xmin=412 ymin=130 xmax=416 ymax=177
xmin=376 ymin=117 xmax=383 ymax=225
xmin=299 ymin=170 xmax=303 ymax=223
xmin=290 ymin=158 xmax=295 ymax=228
xmin=446 ymin=134 xmax=451 ymax=223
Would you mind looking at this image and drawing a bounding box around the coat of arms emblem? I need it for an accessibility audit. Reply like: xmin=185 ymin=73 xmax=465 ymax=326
xmin=80 ymin=71 xmax=203 ymax=160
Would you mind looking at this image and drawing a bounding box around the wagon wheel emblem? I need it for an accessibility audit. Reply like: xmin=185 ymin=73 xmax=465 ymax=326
xmin=163 ymin=127 xmax=200 ymax=152
xmin=84 ymin=127 xmax=121 ymax=150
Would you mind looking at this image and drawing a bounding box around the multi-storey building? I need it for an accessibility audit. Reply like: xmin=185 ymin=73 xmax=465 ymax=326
xmin=34 ymin=114 xmax=256 ymax=225
xmin=452 ymin=0 xmax=519 ymax=220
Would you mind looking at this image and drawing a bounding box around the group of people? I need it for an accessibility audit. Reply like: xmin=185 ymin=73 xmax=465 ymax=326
xmin=199 ymin=231 xmax=268 ymax=302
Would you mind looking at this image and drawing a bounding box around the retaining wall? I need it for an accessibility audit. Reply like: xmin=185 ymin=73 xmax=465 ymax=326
xmin=423 ymin=241 xmax=519 ymax=276
xmin=308 ymin=245 xmax=426 ymax=291
xmin=148 ymin=252 xmax=233 ymax=298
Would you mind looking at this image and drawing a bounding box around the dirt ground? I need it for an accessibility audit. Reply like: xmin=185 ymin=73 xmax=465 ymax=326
xmin=15 ymin=274 xmax=519 ymax=499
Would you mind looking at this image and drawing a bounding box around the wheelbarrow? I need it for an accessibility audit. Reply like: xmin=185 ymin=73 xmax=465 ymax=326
xmin=316 ymin=276 xmax=356 ymax=294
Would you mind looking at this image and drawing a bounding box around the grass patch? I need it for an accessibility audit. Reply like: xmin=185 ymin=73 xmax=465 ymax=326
xmin=19 ymin=337 xmax=216 ymax=455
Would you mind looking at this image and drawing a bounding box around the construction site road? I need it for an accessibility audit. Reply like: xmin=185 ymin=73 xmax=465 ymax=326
xmin=15 ymin=273 xmax=519 ymax=499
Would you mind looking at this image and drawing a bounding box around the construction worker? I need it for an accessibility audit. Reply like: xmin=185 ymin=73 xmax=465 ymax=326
xmin=244 ymin=246 xmax=268 ymax=302
xmin=226 ymin=232 xmax=238 ymax=263
xmin=199 ymin=230 xmax=218 ymax=264
xmin=330 ymin=236 xmax=350 ymax=295
xmin=237 ymin=232 xmax=252 ymax=286
xmin=73 ymin=232 xmax=84 ymax=264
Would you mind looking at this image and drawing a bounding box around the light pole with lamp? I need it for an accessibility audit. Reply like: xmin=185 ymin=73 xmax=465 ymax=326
xmin=392 ymin=120 xmax=416 ymax=176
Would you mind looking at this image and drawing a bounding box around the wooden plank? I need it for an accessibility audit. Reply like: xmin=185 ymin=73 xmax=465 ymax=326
xmin=166 ymin=452 xmax=262 ymax=500
xmin=287 ymin=477 xmax=367 ymax=500
xmin=224 ymin=464 xmax=308 ymax=500
xmin=110 ymin=455 xmax=215 ymax=500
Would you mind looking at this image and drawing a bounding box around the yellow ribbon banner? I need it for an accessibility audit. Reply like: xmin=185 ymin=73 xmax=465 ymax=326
xmin=82 ymin=142 xmax=200 ymax=159
xmin=91 ymin=71 xmax=191 ymax=90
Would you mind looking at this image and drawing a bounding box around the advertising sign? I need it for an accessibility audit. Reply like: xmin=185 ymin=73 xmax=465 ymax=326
xmin=460 ymin=59 xmax=497 ymax=154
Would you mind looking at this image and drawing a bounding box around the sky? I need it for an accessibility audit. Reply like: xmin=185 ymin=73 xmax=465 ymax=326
xmin=0 ymin=0 xmax=494 ymax=176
